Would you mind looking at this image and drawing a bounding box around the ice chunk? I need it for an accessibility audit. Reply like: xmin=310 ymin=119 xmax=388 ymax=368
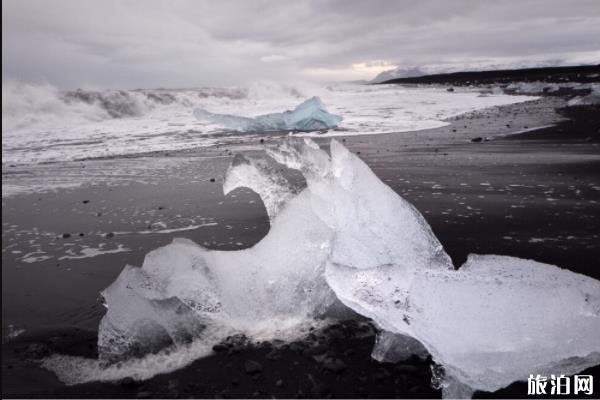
xmin=223 ymin=153 xmax=297 ymax=221
xmin=95 ymin=150 xmax=340 ymax=363
xmin=266 ymin=137 xmax=332 ymax=179
xmin=567 ymin=84 xmax=600 ymax=106
xmin=372 ymin=330 xmax=429 ymax=363
xmin=506 ymin=81 xmax=561 ymax=94
xmin=64 ymin=137 xmax=449 ymax=378
xmin=96 ymin=218 xmax=337 ymax=361
xmin=267 ymin=138 xmax=452 ymax=271
xmin=326 ymin=254 xmax=600 ymax=397
xmin=193 ymin=96 xmax=342 ymax=132
xmin=46 ymin=138 xmax=600 ymax=396
xmin=98 ymin=242 xmax=218 ymax=362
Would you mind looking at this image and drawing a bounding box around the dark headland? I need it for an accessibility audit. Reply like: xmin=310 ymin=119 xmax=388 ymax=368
xmin=379 ymin=64 xmax=600 ymax=85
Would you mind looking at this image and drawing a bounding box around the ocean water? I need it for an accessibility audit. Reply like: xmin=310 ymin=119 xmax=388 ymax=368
xmin=2 ymin=81 xmax=536 ymax=166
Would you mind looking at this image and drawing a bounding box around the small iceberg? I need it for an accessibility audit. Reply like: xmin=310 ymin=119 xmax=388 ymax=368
xmin=44 ymin=138 xmax=600 ymax=398
xmin=567 ymin=85 xmax=600 ymax=106
xmin=193 ymin=96 xmax=342 ymax=132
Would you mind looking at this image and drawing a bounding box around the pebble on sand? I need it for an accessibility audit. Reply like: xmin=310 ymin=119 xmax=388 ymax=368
xmin=244 ymin=359 xmax=263 ymax=374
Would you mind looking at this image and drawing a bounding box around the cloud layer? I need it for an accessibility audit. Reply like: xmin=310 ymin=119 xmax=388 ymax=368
xmin=3 ymin=0 xmax=600 ymax=88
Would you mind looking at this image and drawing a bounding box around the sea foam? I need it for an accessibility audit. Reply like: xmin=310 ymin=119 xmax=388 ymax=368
xmin=3 ymin=81 xmax=537 ymax=165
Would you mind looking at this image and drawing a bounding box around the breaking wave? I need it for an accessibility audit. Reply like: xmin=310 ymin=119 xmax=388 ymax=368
xmin=2 ymin=80 xmax=306 ymax=131
xmin=3 ymin=80 xmax=540 ymax=166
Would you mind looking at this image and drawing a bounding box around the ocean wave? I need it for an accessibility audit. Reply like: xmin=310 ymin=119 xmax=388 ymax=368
xmin=2 ymin=81 xmax=109 ymax=130
xmin=2 ymin=81 xmax=538 ymax=166
xmin=62 ymin=89 xmax=151 ymax=118
xmin=2 ymin=80 xmax=307 ymax=131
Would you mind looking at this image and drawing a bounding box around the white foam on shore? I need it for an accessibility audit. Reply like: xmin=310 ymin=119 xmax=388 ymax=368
xmin=42 ymin=317 xmax=329 ymax=385
xmin=3 ymin=81 xmax=537 ymax=165
xmin=59 ymin=244 xmax=131 ymax=260
xmin=43 ymin=329 xmax=223 ymax=384
xmin=21 ymin=253 xmax=53 ymax=263
xmin=138 ymin=223 xmax=218 ymax=234
xmin=501 ymin=124 xmax=556 ymax=137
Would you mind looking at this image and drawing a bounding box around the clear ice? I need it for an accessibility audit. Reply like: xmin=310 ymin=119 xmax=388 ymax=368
xmin=49 ymin=138 xmax=600 ymax=397
xmin=327 ymin=254 xmax=600 ymax=397
xmin=193 ymin=96 xmax=342 ymax=132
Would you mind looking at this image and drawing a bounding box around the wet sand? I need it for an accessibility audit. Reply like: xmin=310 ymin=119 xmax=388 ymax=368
xmin=2 ymin=92 xmax=600 ymax=398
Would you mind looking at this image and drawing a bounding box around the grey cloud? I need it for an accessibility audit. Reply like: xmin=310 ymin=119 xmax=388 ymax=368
xmin=2 ymin=0 xmax=599 ymax=88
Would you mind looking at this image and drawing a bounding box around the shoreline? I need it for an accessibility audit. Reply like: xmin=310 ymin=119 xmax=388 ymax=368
xmin=2 ymin=94 xmax=565 ymax=200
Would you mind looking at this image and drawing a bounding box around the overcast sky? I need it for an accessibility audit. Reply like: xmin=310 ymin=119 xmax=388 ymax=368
xmin=3 ymin=0 xmax=600 ymax=89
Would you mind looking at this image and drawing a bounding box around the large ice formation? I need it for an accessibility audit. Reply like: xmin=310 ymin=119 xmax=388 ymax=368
xmin=193 ymin=96 xmax=342 ymax=131
xmin=327 ymin=255 xmax=600 ymax=397
xmin=96 ymin=137 xmax=447 ymax=362
xmin=48 ymin=138 xmax=600 ymax=397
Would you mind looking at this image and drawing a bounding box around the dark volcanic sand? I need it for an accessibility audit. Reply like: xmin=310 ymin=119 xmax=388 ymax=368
xmin=2 ymin=89 xmax=600 ymax=398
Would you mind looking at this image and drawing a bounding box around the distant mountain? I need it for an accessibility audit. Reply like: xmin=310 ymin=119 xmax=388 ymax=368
xmin=370 ymin=66 xmax=426 ymax=83
xmin=374 ymin=64 xmax=600 ymax=86
xmin=370 ymin=59 xmax=585 ymax=84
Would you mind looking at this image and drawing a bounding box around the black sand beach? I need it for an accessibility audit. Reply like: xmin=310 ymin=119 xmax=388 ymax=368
xmin=2 ymin=74 xmax=600 ymax=398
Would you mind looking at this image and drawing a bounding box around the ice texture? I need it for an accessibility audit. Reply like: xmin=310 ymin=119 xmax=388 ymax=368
xmin=223 ymin=154 xmax=297 ymax=220
xmin=371 ymin=331 xmax=429 ymax=363
xmin=97 ymin=137 xmax=447 ymax=362
xmin=51 ymin=138 xmax=600 ymax=396
xmin=327 ymin=254 xmax=600 ymax=397
xmin=98 ymin=222 xmax=338 ymax=362
xmin=266 ymin=138 xmax=452 ymax=272
xmin=193 ymin=96 xmax=342 ymax=131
